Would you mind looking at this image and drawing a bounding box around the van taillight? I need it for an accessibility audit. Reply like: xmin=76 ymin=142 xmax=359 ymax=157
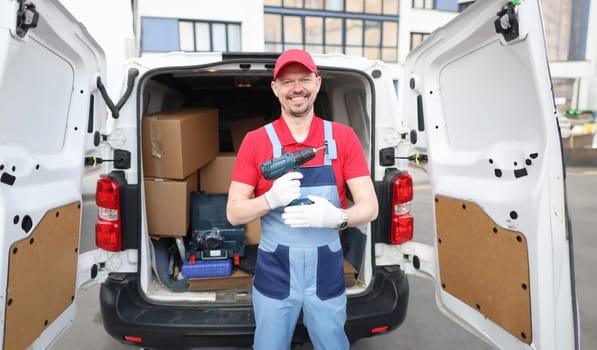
xmin=390 ymin=173 xmax=413 ymax=244
xmin=96 ymin=175 xmax=122 ymax=251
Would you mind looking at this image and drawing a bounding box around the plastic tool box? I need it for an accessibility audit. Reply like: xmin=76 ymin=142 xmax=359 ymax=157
xmin=181 ymin=258 xmax=233 ymax=278
xmin=191 ymin=191 xmax=247 ymax=257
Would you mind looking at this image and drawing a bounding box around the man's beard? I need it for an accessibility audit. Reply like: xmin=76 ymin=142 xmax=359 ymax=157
xmin=284 ymin=95 xmax=313 ymax=117
xmin=287 ymin=103 xmax=312 ymax=117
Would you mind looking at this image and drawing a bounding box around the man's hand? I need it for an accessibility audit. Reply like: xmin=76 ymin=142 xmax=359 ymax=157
xmin=282 ymin=195 xmax=344 ymax=228
xmin=264 ymin=172 xmax=303 ymax=209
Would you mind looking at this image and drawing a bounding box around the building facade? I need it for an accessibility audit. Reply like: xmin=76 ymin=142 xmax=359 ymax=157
xmin=59 ymin=0 xmax=596 ymax=114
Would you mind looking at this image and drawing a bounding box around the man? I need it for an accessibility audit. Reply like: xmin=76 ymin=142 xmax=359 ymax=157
xmin=226 ymin=49 xmax=378 ymax=350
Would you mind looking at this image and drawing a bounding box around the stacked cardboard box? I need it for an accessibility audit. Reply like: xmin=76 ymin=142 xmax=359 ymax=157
xmin=229 ymin=116 xmax=266 ymax=153
xmin=144 ymin=172 xmax=198 ymax=237
xmin=142 ymin=108 xmax=219 ymax=237
xmin=142 ymin=108 xmax=219 ymax=180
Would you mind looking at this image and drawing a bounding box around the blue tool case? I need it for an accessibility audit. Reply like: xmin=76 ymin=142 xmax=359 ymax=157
xmin=181 ymin=258 xmax=233 ymax=278
xmin=190 ymin=191 xmax=246 ymax=257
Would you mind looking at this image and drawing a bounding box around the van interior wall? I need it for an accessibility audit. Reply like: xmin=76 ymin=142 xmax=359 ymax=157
xmin=320 ymin=74 xmax=371 ymax=153
xmin=141 ymin=72 xmax=372 ymax=140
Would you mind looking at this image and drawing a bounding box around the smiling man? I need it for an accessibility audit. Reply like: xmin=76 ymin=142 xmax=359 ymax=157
xmin=226 ymin=49 xmax=378 ymax=350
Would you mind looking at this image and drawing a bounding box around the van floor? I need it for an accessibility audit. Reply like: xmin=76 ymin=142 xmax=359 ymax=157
xmin=147 ymin=276 xmax=253 ymax=303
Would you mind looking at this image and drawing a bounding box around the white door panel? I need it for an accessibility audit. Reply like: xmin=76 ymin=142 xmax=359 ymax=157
xmin=0 ymin=0 xmax=106 ymax=348
xmin=401 ymin=0 xmax=577 ymax=349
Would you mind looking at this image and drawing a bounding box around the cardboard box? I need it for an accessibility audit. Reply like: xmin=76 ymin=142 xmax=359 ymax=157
xmin=344 ymin=259 xmax=358 ymax=288
xmin=187 ymin=267 xmax=253 ymax=291
xmin=230 ymin=116 xmax=265 ymax=152
xmin=145 ymin=171 xmax=198 ymax=237
xmin=142 ymin=108 xmax=219 ymax=180
xmin=199 ymin=153 xmax=236 ymax=193
xmin=245 ymin=220 xmax=261 ymax=245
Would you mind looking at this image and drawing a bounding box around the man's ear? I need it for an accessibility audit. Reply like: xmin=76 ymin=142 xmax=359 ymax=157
xmin=271 ymin=80 xmax=278 ymax=97
xmin=315 ymin=75 xmax=322 ymax=94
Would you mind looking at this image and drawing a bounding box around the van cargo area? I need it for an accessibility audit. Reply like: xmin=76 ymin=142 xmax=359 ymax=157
xmin=137 ymin=62 xmax=376 ymax=303
xmin=98 ymin=56 xmax=409 ymax=349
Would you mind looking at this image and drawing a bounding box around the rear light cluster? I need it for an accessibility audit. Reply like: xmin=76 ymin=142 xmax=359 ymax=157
xmin=390 ymin=172 xmax=414 ymax=244
xmin=96 ymin=175 xmax=123 ymax=251
xmin=370 ymin=325 xmax=390 ymax=334
xmin=123 ymin=335 xmax=143 ymax=343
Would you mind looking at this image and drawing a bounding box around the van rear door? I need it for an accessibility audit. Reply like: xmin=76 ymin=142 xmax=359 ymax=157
xmin=400 ymin=0 xmax=578 ymax=348
xmin=0 ymin=0 xmax=107 ymax=348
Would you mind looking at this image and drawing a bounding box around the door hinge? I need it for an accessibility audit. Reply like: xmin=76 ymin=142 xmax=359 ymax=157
xmin=16 ymin=1 xmax=39 ymax=38
xmin=494 ymin=1 xmax=520 ymax=42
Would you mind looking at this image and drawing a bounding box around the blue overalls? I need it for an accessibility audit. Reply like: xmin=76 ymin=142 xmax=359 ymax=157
xmin=252 ymin=120 xmax=349 ymax=350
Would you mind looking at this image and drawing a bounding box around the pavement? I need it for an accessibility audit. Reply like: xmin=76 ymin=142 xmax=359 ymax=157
xmin=50 ymin=158 xmax=597 ymax=350
xmin=564 ymin=148 xmax=597 ymax=167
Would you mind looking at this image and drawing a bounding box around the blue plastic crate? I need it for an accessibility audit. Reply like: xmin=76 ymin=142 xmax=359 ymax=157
xmin=181 ymin=258 xmax=232 ymax=278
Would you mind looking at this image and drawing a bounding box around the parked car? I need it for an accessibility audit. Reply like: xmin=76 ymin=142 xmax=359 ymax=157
xmin=0 ymin=0 xmax=579 ymax=349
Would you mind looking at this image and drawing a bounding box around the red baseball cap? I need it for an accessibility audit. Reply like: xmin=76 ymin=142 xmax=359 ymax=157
xmin=273 ymin=49 xmax=318 ymax=80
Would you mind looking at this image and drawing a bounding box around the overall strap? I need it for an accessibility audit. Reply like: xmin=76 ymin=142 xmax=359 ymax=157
xmin=264 ymin=123 xmax=283 ymax=158
xmin=265 ymin=120 xmax=337 ymax=163
xmin=323 ymin=120 xmax=337 ymax=165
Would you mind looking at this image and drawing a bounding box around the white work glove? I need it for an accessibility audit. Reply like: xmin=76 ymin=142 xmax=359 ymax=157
xmin=282 ymin=195 xmax=344 ymax=228
xmin=264 ymin=172 xmax=303 ymax=209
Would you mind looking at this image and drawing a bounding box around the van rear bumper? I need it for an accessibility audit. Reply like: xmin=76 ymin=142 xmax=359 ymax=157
xmin=99 ymin=267 xmax=409 ymax=349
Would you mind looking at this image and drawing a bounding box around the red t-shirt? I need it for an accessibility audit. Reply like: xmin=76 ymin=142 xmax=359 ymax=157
xmin=231 ymin=116 xmax=370 ymax=208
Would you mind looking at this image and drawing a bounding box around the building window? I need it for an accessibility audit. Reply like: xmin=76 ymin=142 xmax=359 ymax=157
xmin=263 ymin=4 xmax=399 ymax=62
xmin=141 ymin=17 xmax=180 ymax=52
xmin=267 ymin=0 xmax=398 ymax=14
xmin=412 ymin=0 xmax=433 ymax=10
xmin=325 ymin=0 xmax=343 ymax=11
xmin=141 ymin=17 xmax=241 ymax=53
xmin=305 ymin=0 xmax=325 ymax=10
xmin=306 ymin=16 xmax=324 ymax=53
xmin=364 ymin=20 xmax=381 ymax=59
xmin=346 ymin=1 xmax=364 ymax=13
xmin=284 ymin=0 xmax=304 ymax=8
xmin=284 ymin=16 xmax=303 ymax=44
xmin=542 ymin=0 xmax=589 ymax=62
xmin=383 ymin=0 xmax=399 ymax=15
xmin=193 ymin=23 xmax=210 ymax=51
xmin=264 ymin=14 xmax=282 ymax=42
xmin=366 ymin=0 xmax=383 ymax=14
xmin=412 ymin=0 xmax=457 ymax=11
xmin=382 ymin=21 xmax=398 ymax=61
xmin=325 ymin=17 xmax=343 ymax=53
xmin=410 ymin=32 xmax=430 ymax=50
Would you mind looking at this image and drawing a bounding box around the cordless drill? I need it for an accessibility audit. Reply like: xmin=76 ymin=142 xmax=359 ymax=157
xmin=260 ymin=147 xmax=325 ymax=205
xmin=260 ymin=147 xmax=326 ymax=180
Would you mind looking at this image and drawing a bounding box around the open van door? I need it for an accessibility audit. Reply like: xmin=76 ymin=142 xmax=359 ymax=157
xmin=0 ymin=0 xmax=109 ymax=348
xmin=400 ymin=0 xmax=578 ymax=349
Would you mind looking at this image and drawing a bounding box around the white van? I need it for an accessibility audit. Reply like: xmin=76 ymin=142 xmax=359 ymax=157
xmin=0 ymin=0 xmax=579 ymax=349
